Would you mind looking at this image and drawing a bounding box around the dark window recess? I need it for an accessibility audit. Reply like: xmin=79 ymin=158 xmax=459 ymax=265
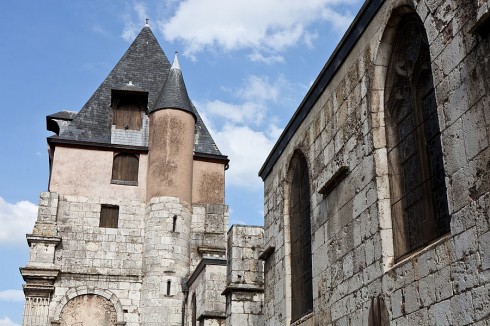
xmin=112 ymin=153 xmax=139 ymax=185
xmin=166 ymin=280 xmax=171 ymax=296
xmin=112 ymin=91 xmax=147 ymax=130
xmin=172 ymin=215 xmax=177 ymax=232
xmin=191 ymin=293 xmax=197 ymax=326
xmin=289 ymin=151 xmax=313 ymax=322
xmin=385 ymin=15 xmax=450 ymax=260
xmin=100 ymin=205 xmax=119 ymax=228
xmin=368 ymin=296 xmax=390 ymax=326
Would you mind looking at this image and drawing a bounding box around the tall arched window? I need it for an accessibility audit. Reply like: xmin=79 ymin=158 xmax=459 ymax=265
xmin=385 ymin=15 xmax=450 ymax=259
xmin=289 ymin=151 xmax=313 ymax=321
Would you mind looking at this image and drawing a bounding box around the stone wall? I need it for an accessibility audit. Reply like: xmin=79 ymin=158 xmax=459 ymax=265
xmin=225 ymin=225 xmax=265 ymax=326
xmin=262 ymin=0 xmax=490 ymax=324
xmin=46 ymin=193 xmax=146 ymax=325
xmin=187 ymin=260 xmax=227 ymax=326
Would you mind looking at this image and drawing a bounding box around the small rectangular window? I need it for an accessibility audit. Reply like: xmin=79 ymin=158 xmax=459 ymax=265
xmin=100 ymin=205 xmax=119 ymax=228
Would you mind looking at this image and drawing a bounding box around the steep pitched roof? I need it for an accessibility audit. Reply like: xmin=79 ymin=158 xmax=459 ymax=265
xmin=59 ymin=25 xmax=171 ymax=143
xmin=49 ymin=26 xmax=224 ymax=158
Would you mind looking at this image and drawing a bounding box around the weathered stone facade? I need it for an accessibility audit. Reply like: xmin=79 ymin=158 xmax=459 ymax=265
xmin=259 ymin=0 xmax=490 ymax=325
xmin=20 ymin=25 xmax=243 ymax=326
xmin=22 ymin=0 xmax=490 ymax=325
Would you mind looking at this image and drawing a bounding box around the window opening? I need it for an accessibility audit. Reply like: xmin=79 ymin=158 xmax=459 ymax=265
xmin=385 ymin=15 xmax=450 ymax=259
xmin=111 ymin=91 xmax=147 ymax=130
xmin=191 ymin=293 xmax=197 ymax=326
xmin=100 ymin=205 xmax=119 ymax=228
xmin=172 ymin=215 xmax=177 ymax=232
xmin=289 ymin=152 xmax=313 ymax=322
xmin=166 ymin=280 xmax=171 ymax=296
xmin=111 ymin=153 xmax=139 ymax=185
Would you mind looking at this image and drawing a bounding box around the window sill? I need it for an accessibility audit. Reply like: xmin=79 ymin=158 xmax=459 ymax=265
xmin=390 ymin=233 xmax=452 ymax=270
xmin=291 ymin=311 xmax=314 ymax=326
xmin=111 ymin=180 xmax=138 ymax=186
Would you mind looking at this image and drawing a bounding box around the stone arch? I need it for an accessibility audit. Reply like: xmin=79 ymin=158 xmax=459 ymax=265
xmin=281 ymin=147 xmax=311 ymax=324
xmin=370 ymin=3 xmax=420 ymax=270
xmin=371 ymin=2 xmax=449 ymax=267
xmin=50 ymin=286 xmax=125 ymax=325
xmin=284 ymin=149 xmax=313 ymax=322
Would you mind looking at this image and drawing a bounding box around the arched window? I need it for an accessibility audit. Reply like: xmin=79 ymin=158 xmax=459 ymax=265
xmin=111 ymin=153 xmax=139 ymax=185
xmin=191 ymin=293 xmax=197 ymax=326
xmin=385 ymin=15 xmax=450 ymax=259
xmin=289 ymin=151 xmax=313 ymax=321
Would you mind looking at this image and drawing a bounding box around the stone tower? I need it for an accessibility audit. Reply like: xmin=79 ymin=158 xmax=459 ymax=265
xmin=20 ymin=24 xmax=230 ymax=326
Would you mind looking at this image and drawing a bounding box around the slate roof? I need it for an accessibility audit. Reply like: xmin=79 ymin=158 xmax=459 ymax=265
xmin=152 ymin=53 xmax=195 ymax=118
xmin=50 ymin=25 xmax=223 ymax=158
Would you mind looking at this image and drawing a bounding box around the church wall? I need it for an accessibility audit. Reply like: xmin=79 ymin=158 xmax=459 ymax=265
xmin=49 ymin=147 xmax=147 ymax=202
xmin=262 ymin=0 xmax=490 ymax=325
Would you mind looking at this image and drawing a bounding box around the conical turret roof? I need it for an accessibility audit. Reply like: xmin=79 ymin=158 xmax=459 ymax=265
xmin=151 ymin=53 xmax=195 ymax=118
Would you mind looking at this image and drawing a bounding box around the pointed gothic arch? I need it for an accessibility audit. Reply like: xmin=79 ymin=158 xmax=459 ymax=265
xmin=382 ymin=13 xmax=450 ymax=259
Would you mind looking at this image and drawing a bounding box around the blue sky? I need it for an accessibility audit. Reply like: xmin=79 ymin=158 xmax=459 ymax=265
xmin=0 ymin=0 xmax=363 ymax=324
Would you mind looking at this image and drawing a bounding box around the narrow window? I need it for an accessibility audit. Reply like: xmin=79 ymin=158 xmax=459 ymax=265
xmin=191 ymin=293 xmax=197 ymax=326
xmin=100 ymin=205 xmax=119 ymax=228
xmin=166 ymin=280 xmax=171 ymax=296
xmin=112 ymin=91 xmax=146 ymax=130
xmin=385 ymin=15 xmax=450 ymax=259
xmin=172 ymin=215 xmax=177 ymax=232
xmin=289 ymin=151 xmax=313 ymax=322
xmin=111 ymin=153 xmax=139 ymax=185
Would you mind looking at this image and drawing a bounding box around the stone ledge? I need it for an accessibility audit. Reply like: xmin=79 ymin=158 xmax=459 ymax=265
xmin=26 ymin=234 xmax=62 ymax=246
xmin=221 ymin=283 xmax=264 ymax=295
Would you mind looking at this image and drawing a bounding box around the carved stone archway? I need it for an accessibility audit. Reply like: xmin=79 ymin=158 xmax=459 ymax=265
xmin=50 ymin=286 xmax=125 ymax=325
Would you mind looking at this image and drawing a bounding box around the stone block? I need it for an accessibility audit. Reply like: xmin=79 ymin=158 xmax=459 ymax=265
xmin=451 ymin=291 xmax=475 ymax=325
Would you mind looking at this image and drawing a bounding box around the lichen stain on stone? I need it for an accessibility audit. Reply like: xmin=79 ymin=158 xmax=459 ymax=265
xmin=150 ymin=160 xmax=177 ymax=187
xmin=199 ymin=171 xmax=224 ymax=203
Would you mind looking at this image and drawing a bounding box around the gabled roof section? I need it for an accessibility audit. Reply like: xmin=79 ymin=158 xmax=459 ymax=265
xmin=59 ymin=26 xmax=171 ymax=143
xmin=151 ymin=53 xmax=195 ymax=118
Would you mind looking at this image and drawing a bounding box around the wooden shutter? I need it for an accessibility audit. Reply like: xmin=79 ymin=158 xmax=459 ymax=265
xmin=100 ymin=205 xmax=119 ymax=228
xmin=112 ymin=153 xmax=139 ymax=183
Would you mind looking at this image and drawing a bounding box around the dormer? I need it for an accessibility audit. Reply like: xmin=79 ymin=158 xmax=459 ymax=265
xmin=111 ymin=82 xmax=148 ymax=131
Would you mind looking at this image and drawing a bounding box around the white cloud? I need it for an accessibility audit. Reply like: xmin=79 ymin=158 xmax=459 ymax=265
xmin=121 ymin=2 xmax=149 ymax=42
xmin=160 ymin=0 xmax=356 ymax=59
xmin=0 ymin=197 xmax=37 ymax=247
xmin=198 ymin=75 xmax=287 ymax=127
xmin=0 ymin=290 xmax=24 ymax=302
xmin=202 ymin=100 xmax=266 ymax=126
xmin=236 ymin=75 xmax=282 ymax=103
xmin=248 ymin=52 xmax=285 ymax=65
xmin=212 ymin=124 xmax=278 ymax=190
xmin=0 ymin=317 xmax=20 ymax=326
